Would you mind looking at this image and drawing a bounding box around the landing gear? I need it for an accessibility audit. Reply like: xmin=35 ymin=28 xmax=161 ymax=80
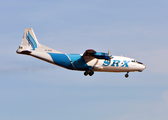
xmin=125 ymin=72 xmax=129 ymax=78
xmin=88 ymin=70 xmax=94 ymax=76
xmin=84 ymin=70 xmax=94 ymax=76
xmin=84 ymin=71 xmax=89 ymax=76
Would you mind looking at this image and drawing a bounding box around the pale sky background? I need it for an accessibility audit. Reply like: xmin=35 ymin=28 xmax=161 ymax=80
xmin=0 ymin=0 xmax=168 ymax=120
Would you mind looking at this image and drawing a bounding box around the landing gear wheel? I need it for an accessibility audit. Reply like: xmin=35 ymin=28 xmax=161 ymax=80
xmin=84 ymin=70 xmax=94 ymax=76
xmin=84 ymin=71 xmax=89 ymax=76
xmin=125 ymin=73 xmax=129 ymax=78
xmin=88 ymin=70 xmax=94 ymax=76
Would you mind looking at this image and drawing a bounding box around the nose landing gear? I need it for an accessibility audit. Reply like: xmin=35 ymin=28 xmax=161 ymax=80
xmin=84 ymin=70 xmax=94 ymax=76
xmin=125 ymin=72 xmax=129 ymax=78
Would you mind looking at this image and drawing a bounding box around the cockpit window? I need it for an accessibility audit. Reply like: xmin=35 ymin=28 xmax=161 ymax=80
xmin=131 ymin=60 xmax=143 ymax=64
xmin=137 ymin=61 xmax=143 ymax=64
xmin=131 ymin=60 xmax=136 ymax=62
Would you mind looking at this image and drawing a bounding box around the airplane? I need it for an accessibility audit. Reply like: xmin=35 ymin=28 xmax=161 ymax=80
xmin=16 ymin=28 xmax=146 ymax=78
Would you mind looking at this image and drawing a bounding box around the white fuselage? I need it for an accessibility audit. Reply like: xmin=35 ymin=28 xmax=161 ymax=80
xmin=17 ymin=49 xmax=146 ymax=73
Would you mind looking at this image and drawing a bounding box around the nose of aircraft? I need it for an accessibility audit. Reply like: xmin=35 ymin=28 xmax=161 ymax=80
xmin=139 ymin=64 xmax=146 ymax=72
xmin=138 ymin=64 xmax=146 ymax=72
xmin=143 ymin=64 xmax=146 ymax=70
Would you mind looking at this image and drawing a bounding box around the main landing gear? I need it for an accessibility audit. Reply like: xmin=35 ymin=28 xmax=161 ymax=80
xmin=84 ymin=70 xmax=94 ymax=76
xmin=125 ymin=72 xmax=129 ymax=78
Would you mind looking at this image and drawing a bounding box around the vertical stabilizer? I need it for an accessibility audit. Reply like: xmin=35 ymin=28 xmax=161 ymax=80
xmin=21 ymin=28 xmax=39 ymax=50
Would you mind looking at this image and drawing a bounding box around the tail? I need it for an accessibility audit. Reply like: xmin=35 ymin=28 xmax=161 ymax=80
xmin=17 ymin=28 xmax=60 ymax=54
xmin=18 ymin=28 xmax=39 ymax=50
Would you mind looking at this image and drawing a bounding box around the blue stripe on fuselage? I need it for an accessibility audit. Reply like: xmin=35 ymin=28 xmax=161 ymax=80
xmin=48 ymin=53 xmax=90 ymax=70
xmin=48 ymin=53 xmax=74 ymax=70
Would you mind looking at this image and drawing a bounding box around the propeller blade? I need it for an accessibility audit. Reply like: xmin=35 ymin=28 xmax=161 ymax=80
xmin=108 ymin=50 xmax=112 ymax=58
xmin=108 ymin=50 xmax=110 ymax=56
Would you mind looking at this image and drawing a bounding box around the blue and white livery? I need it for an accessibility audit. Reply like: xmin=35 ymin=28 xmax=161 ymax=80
xmin=16 ymin=28 xmax=146 ymax=78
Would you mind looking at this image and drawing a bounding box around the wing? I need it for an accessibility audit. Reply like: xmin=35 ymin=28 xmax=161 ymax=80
xmin=82 ymin=49 xmax=98 ymax=69
xmin=82 ymin=49 xmax=112 ymax=69
xmin=83 ymin=49 xmax=96 ymax=57
xmin=83 ymin=49 xmax=112 ymax=60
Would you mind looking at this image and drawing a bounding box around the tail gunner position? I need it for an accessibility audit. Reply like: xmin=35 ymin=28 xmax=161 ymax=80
xmin=16 ymin=28 xmax=146 ymax=78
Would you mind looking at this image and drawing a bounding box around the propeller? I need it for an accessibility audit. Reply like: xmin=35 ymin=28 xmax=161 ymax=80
xmin=108 ymin=50 xmax=112 ymax=59
xmin=107 ymin=50 xmax=112 ymax=63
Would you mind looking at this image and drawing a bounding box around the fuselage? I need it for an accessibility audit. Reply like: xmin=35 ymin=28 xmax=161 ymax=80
xmin=18 ymin=50 xmax=146 ymax=73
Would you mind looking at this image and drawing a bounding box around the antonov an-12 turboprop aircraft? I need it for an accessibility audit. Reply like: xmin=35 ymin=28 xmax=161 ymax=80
xmin=16 ymin=28 xmax=146 ymax=78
